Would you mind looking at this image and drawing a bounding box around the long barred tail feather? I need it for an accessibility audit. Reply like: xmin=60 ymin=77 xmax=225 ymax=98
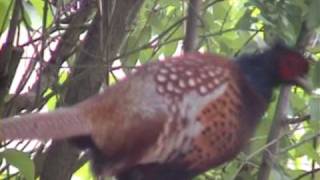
xmin=0 ymin=108 xmax=91 ymax=140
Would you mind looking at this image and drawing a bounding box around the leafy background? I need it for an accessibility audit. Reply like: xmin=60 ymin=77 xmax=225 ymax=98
xmin=0 ymin=0 xmax=319 ymax=179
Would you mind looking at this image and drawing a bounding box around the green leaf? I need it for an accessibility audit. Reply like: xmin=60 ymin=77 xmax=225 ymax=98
xmin=0 ymin=0 xmax=11 ymax=33
xmin=58 ymin=70 xmax=69 ymax=85
xmin=21 ymin=0 xmax=45 ymax=28
xmin=162 ymin=41 xmax=178 ymax=57
xmin=270 ymin=169 xmax=291 ymax=180
xmin=293 ymin=131 xmax=320 ymax=163
xmin=1 ymin=149 xmax=35 ymax=180
xmin=45 ymin=89 xmax=58 ymax=111
xmin=312 ymin=61 xmax=320 ymax=88
xmin=159 ymin=0 xmax=180 ymax=7
xmin=72 ymin=162 xmax=94 ymax=180
xmin=139 ymin=26 xmax=152 ymax=45
xmin=166 ymin=5 xmax=176 ymax=16
xmin=120 ymin=35 xmax=140 ymax=68
xmin=235 ymin=10 xmax=253 ymax=30
xmin=307 ymin=0 xmax=320 ymax=29
xmin=203 ymin=12 xmax=220 ymax=31
xmin=150 ymin=14 xmax=164 ymax=34
xmin=310 ymin=96 xmax=320 ymax=122
xmin=29 ymin=0 xmax=53 ymax=27
xmin=211 ymin=1 xmax=228 ymax=20
xmin=286 ymin=169 xmax=306 ymax=179
xmin=290 ymin=93 xmax=307 ymax=111
xmin=140 ymin=48 xmax=153 ymax=64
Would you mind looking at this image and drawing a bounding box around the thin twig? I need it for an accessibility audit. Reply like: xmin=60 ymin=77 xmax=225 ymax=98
xmin=280 ymin=131 xmax=320 ymax=154
xmin=232 ymin=116 xmax=311 ymax=179
xmin=203 ymin=0 xmax=224 ymax=10
xmin=283 ymin=115 xmax=310 ymax=125
xmin=35 ymin=0 xmax=49 ymax=105
xmin=219 ymin=5 xmax=231 ymax=32
xmin=234 ymin=27 xmax=264 ymax=56
xmin=293 ymin=168 xmax=320 ymax=180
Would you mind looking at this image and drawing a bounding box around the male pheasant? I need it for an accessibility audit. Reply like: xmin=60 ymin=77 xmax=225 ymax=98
xmin=0 ymin=44 xmax=310 ymax=180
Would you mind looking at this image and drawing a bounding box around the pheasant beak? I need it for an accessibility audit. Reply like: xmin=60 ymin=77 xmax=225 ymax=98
xmin=295 ymin=76 xmax=313 ymax=94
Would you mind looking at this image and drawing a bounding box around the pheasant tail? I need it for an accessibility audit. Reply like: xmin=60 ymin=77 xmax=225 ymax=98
xmin=0 ymin=107 xmax=91 ymax=140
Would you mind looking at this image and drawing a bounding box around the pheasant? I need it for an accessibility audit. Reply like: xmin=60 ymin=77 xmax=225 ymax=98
xmin=0 ymin=44 xmax=310 ymax=180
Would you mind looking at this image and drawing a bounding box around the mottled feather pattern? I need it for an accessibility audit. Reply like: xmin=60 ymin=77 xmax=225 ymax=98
xmin=184 ymin=81 xmax=245 ymax=171
xmin=139 ymin=53 xmax=247 ymax=173
xmin=154 ymin=53 xmax=228 ymax=98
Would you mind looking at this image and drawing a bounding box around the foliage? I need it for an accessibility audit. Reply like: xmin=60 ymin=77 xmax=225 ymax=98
xmin=0 ymin=149 xmax=35 ymax=180
xmin=0 ymin=0 xmax=319 ymax=179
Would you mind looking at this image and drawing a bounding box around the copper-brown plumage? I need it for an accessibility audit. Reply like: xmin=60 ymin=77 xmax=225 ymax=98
xmin=0 ymin=45 xmax=310 ymax=180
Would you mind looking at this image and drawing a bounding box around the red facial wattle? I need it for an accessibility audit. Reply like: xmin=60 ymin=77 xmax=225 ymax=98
xmin=278 ymin=53 xmax=309 ymax=82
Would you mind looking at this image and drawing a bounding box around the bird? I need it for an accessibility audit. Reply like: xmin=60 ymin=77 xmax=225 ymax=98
xmin=0 ymin=43 xmax=310 ymax=180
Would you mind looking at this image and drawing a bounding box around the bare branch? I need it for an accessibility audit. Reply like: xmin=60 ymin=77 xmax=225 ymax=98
xmin=257 ymin=22 xmax=313 ymax=180
xmin=257 ymin=86 xmax=291 ymax=180
xmin=283 ymin=115 xmax=310 ymax=125
xmin=0 ymin=0 xmax=23 ymax=116
xmin=39 ymin=1 xmax=145 ymax=180
xmin=183 ymin=0 xmax=202 ymax=52
xmin=294 ymin=168 xmax=320 ymax=180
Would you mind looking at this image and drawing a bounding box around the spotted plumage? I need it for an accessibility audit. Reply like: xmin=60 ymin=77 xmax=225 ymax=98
xmin=138 ymin=54 xmax=264 ymax=175
xmin=0 ymin=44 xmax=310 ymax=180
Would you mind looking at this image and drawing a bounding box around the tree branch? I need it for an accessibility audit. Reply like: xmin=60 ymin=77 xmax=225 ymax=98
xmin=282 ymin=115 xmax=310 ymax=125
xmin=183 ymin=0 xmax=202 ymax=52
xmin=39 ymin=1 xmax=145 ymax=179
xmin=294 ymin=168 xmax=320 ymax=180
xmin=257 ymin=21 xmax=313 ymax=180
xmin=257 ymin=86 xmax=291 ymax=180
xmin=0 ymin=0 xmax=23 ymax=116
